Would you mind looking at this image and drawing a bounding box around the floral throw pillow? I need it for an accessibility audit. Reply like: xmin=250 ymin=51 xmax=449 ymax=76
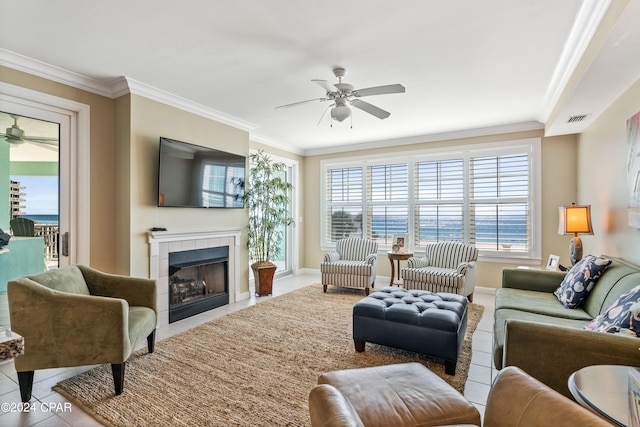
xmin=554 ymin=255 xmax=612 ymax=309
xmin=586 ymin=285 xmax=640 ymax=335
xmin=630 ymin=302 xmax=640 ymax=337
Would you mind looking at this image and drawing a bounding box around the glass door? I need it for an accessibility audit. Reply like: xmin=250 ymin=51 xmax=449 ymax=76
xmin=5 ymin=114 xmax=60 ymax=269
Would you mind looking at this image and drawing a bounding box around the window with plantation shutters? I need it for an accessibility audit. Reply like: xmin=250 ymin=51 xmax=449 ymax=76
xmin=326 ymin=167 xmax=364 ymax=241
xmin=321 ymin=138 xmax=540 ymax=261
xmin=414 ymin=159 xmax=464 ymax=245
xmin=367 ymin=164 xmax=409 ymax=245
xmin=469 ymin=154 xmax=530 ymax=253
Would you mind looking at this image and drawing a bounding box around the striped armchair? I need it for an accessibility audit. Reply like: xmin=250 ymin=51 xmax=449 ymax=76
xmin=400 ymin=241 xmax=478 ymax=301
xmin=321 ymin=238 xmax=378 ymax=295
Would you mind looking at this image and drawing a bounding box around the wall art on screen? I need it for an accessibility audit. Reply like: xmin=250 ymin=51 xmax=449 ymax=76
xmin=628 ymin=112 xmax=640 ymax=228
xmin=158 ymin=137 xmax=245 ymax=208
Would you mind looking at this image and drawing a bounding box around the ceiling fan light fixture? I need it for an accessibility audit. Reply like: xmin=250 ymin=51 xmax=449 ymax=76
xmin=5 ymin=125 xmax=24 ymax=140
xmin=331 ymin=105 xmax=351 ymax=122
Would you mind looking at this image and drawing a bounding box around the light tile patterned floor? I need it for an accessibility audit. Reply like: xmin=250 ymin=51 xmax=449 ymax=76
xmin=0 ymin=273 xmax=496 ymax=426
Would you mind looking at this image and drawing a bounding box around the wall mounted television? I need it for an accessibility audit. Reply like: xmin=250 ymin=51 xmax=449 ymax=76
xmin=157 ymin=137 xmax=245 ymax=208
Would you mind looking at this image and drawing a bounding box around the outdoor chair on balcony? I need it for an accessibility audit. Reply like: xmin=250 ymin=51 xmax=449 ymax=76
xmin=321 ymin=238 xmax=378 ymax=295
xmin=10 ymin=217 xmax=35 ymax=237
xmin=400 ymin=241 xmax=478 ymax=301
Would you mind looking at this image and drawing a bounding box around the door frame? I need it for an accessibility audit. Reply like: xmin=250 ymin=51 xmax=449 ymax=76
xmin=0 ymin=82 xmax=91 ymax=265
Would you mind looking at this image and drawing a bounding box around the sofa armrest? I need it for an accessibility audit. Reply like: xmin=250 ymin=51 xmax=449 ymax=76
xmin=502 ymin=268 xmax=566 ymax=293
xmin=324 ymin=251 xmax=341 ymax=263
xmin=309 ymin=384 xmax=364 ymax=427
xmin=456 ymin=261 xmax=476 ymax=275
xmin=502 ymin=319 xmax=640 ymax=398
xmin=365 ymin=254 xmax=377 ymax=265
xmin=78 ymin=265 xmax=157 ymax=312
xmin=407 ymin=256 xmax=430 ymax=268
xmin=8 ymin=278 xmax=131 ymax=370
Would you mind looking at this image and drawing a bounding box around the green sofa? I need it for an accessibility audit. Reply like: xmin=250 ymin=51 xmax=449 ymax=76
xmin=494 ymin=256 xmax=640 ymax=398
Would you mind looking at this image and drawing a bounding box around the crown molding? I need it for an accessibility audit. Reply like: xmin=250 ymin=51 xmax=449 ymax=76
xmin=539 ymin=0 xmax=611 ymax=122
xmin=0 ymin=49 xmax=258 ymax=134
xmin=0 ymin=48 xmax=115 ymax=98
xmin=121 ymin=77 xmax=257 ymax=132
xmin=250 ymin=132 xmax=305 ymax=156
xmin=303 ymin=121 xmax=544 ymax=156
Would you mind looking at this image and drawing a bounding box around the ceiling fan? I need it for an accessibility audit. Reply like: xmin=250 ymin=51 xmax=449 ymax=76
xmin=0 ymin=114 xmax=59 ymax=150
xmin=276 ymin=67 xmax=405 ymax=124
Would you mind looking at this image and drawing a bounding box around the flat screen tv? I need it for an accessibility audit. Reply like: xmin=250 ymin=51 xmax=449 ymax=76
xmin=158 ymin=137 xmax=245 ymax=208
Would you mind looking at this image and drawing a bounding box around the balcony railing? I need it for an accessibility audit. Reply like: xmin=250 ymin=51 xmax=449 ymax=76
xmin=34 ymin=224 xmax=59 ymax=264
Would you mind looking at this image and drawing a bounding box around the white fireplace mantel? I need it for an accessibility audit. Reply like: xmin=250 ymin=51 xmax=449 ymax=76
xmin=148 ymin=228 xmax=242 ymax=327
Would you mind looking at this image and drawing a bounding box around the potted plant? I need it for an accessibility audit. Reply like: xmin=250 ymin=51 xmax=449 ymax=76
xmin=245 ymin=150 xmax=295 ymax=296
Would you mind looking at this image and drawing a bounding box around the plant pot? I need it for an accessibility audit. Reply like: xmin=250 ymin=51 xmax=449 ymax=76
xmin=251 ymin=262 xmax=277 ymax=296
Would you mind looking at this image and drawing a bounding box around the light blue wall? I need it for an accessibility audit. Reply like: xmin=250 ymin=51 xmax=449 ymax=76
xmin=0 ymin=237 xmax=46 ymax=293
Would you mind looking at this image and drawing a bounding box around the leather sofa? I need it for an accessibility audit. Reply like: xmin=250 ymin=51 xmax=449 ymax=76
xmin=494 ymin=255 xmax=640 ymax=398
xmin=308 ymin=364 xmax=612 ymax=426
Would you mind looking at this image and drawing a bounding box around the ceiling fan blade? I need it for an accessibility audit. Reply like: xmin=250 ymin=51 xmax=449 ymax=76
xmin=275 ymin=98 xmax=327 ymax=110
xmin=312 ymin=79 xmax=338 ymax=93
xmin=352 ymin=84 xmax=406 ymax=98
xmin=25 ymin=137 xmax=59 ymax=146
xmin=350 ymin=99 xmax=391 ymax=119
xmin=24 ymin=140 xmax=59 ymax=151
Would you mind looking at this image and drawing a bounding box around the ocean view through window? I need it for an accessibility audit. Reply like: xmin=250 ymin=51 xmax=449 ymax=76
xmin=322 ymin=138 xmax=541 ymax=261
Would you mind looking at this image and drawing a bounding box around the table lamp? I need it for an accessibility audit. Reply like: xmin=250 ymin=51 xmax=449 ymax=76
xmin=558 ymin=203 xmax=593 ymax=265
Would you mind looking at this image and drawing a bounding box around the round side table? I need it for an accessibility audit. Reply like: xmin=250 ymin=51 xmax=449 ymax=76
xmin=387 ymin=251 xmax=413 ymax=286
xmin=568 ymin=364 xmax=632 ymax=426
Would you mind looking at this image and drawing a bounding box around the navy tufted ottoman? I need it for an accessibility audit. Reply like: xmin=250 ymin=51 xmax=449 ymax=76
xmin=353 ymin=286 xmax=468 ymax=375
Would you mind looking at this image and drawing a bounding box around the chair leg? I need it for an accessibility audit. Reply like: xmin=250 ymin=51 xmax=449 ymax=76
xmin=365 ymin=287 xmax=370 ymax=296
xmin=468 ymin=293 xmax=474 ymax=302
xmin=323 ymin=284 xmax=327 ymax=293
xmin=112 ymin=363 xmax=125 ymax=395
xmin=147 ymin=329 xmax=156 ymax=353
xmin=17 ymin=371 xmax=34 ymax=403
xmin=444 ymin=360 xmax=457 ymax=375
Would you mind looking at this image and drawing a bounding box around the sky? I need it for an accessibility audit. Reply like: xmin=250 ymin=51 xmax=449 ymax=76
xmin=11 ymin=176 xmax=58 ymax=215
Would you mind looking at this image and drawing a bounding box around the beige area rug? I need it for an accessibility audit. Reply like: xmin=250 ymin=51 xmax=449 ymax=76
xmin=53 ymin=284 xmax=484 ymax=427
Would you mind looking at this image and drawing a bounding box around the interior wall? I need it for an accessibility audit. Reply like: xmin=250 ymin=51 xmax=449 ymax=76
xmin=126 ymin=95 xmax=251 ymax=292
xmin=303 ymin=130 xmax=578 ymax=288
xmin=577 ymin=78 xmax=640 ymax=265
xmin=0 ymin=66 xmax=117 ymax=272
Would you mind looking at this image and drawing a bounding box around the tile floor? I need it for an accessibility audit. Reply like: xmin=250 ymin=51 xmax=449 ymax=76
xmin=0 ymin=272 xmax=496 ymax=426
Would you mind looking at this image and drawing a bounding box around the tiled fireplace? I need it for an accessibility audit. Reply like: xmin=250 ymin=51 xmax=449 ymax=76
xmin=148 ymin=228 xmax=242 ymax=327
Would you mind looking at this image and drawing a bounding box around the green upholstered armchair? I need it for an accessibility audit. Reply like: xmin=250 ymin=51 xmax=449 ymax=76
xmin=7 ymin=265 xmax=157 ymax=402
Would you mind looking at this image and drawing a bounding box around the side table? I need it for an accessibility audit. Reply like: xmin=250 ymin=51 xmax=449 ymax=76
xmin=568 ymin=365 xmax=631 ymax=426
xmin=0 ymin=328 xmax=24 ymax=360
xmin=387 ymin=251 xmax=413 ymax=285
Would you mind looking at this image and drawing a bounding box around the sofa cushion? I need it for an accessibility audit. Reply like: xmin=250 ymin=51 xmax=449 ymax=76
xmin=554 ymin=255 xmax=612 ymax=309
xmin=493 ymin=308 xmax=590 ymax=369
xmin=495 ymin=288 xmax=592 ymax=321
xmin=586 ymin=285 xmax=640 ymax=335
xmin=27 ymin=265 xmax=90 ymax=295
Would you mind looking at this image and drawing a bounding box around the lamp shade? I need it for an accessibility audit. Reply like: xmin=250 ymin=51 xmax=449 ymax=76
xmin=558 ymin=203 xmax=593 ymax=235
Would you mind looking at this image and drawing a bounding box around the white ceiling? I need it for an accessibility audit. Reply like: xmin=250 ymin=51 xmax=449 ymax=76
xmin=0 ymin=0 xmax=639 ymax=155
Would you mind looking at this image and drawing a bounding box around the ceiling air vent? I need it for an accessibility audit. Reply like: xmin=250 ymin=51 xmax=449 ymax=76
xmin=567 ymin=114 xmax=589 ymax=123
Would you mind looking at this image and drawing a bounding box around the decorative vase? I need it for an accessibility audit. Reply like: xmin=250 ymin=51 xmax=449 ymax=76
xmin=251 ymin=262 xmax=277 ymax=296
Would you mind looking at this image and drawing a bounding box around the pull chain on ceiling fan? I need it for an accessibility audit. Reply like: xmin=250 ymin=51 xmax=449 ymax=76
xmin=275 ymin=67 xmax=405 ymax=125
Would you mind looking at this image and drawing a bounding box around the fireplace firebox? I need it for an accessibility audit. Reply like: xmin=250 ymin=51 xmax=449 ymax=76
xmin=168 ymin=246 xmax=229 ymax=323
